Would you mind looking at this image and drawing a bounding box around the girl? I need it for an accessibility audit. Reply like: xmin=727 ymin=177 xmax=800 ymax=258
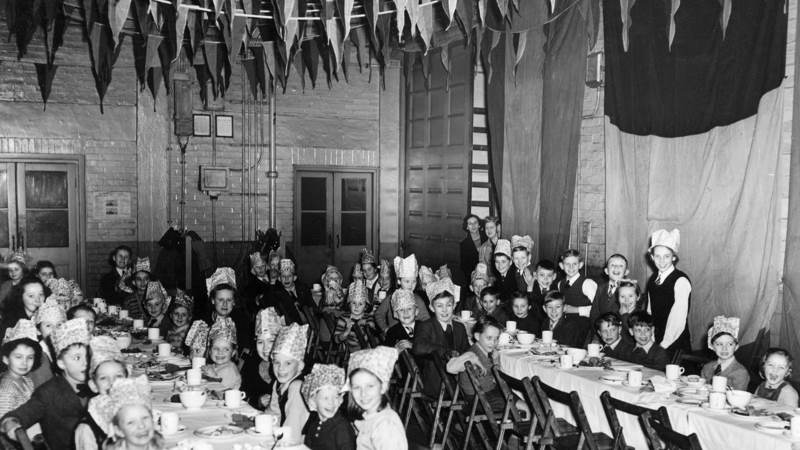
xmin=75 ymin=336 xmax=128 ymax=450
xmin=241 ymin=307 xmax=284 ymax=408
xmin=0 ymin=319 xmax=41 ymax=416
xmin=123 ymin=258 xmax=151 ymax=320
xmin=34 ymin=260 xmax=57 ymax=284
xmin=0 ymin=254 xmax=27 ymax=310
xmin=160 ymin=290 xmax=192 ymax=349
xmin=31 ymin=297 xmax=66 ymax=386
xmin=615 ymin=279 xmax=641 ymax=335
xmin=97 ymin=376 xmax=164 ymax=450
xmin=335 ymin=281 xmax=376 ymax=354
xmin=701 ymin=316 xmax=749 ymax=390
xmin=346 ymin=346 xmax=407 ymax=450
xmin=301 ymin=364 xmax=356 ymax=450
xmin=267 ymin=323 xmax=309 ymax=445
xmin=754 ymin=348 xmax=799 ymax=406
xmin=646 ymin=229 xmax=692 ymax=352
xmin=446 ymin=316 xmax=505 ymax=412
xmin=0 ymin=318 xmax=93 ymax=449
xmin=200 ymin=318 xmax=241 ymax=390
xmin=143 ymin=282 xmax=170 ymax=329
xmin=203 ymin=268 xmax=250 ymax=355
xmin=0 ymin=278 xmax=46 ymax=341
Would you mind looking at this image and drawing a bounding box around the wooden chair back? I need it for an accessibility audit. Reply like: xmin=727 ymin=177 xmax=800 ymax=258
xmin=431 ymin=353 xmax=466 ymax=449
xmin=493 ymin=367 xmax=544 ymax=450
xmin=532 ymin=376 xmax=606 ymax=450
xmin=351 ymin=321 xmax=372 ymax=350
xmin=600 ymin=390 xmax=670 ymax=450
xmin=463 ymin=362 xmax=500 ymax=450
xmin=645 ymin=412 xmax=703 ymax=450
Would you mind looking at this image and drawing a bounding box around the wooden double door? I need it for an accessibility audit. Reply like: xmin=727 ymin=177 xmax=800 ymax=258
xmin=0 ymin=161 xmax=81 ymax=281
xmin=294 ymin=170 xmax=375 ymax=281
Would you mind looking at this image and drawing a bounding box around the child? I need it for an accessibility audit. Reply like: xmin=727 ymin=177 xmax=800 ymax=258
xmin=320 ymin=265 xmax=346 ymax=311
xmin=301 ymin=364 xmax=356 ymax=450
xmin=508 ymin=292 xmax=540 ymax=335
xmin=123 ymin=257 xmax=151 ymax=320
xmin=558 ymin=249 xmax=597 ymax=318
xmin=242 ymin=307 xmax=284 ymax=409
xmin=334 ymin=281 xmax=377 ymax=354
xmin=478 ymin=216 xmax=501 ymax=268
xmin=446 ymin=316 xmax=505 ymax=412
xmin=361 ymin=249 xmax=380 ymax=293
xmin=98 ymin=245 xmax=132 ymax=306
xmin=0 ymin=320 xmax=41 ymax=416
xmin=459 ymin=263 xmax=492 ymax=318
xmin=67 ymin=304 xmax=97 ymax=335
xmin=34 ymin=260 xmax=56 ymax=284
xmin=412 ymin=279 xmax=469 ymax=397
xmin=203 ymin=268 xmax=251 ymax=354
xmin=201 ymin=318 xmax=241 ymax=390
xmin=528 ymin=260 xmax=557 ymax=324
xmin=542 ymin=292 xmax=590 ymax=348
xmin=615 ymin=279 xmax=641 ymax=334
xmin=370 ymin=259 xmax=393 ymax=312
xmin=143 ymin=281 xmax=170 ymax=328
xmin=0 ymin=318 xmax=93 ymax=449
xmin=383 ymin=289 xmax=417 ymax=351
xmin=493 ymin=239 xmax=517 ymax=300
xmin=272 ymin=259 xmax=313 ymax=325
xmin=266 ymin=323 xmax=310 ymax=445
xmin=160 ymin=290 xmax=192 ymax=349
xmin=346 ymin=346 xmax=407 ymax=450
xmin=754 ymin=348 xmax=799 ymax=406
xmin=510 ymin=235 xmax=534 ymax=293
xmin=627 ymin=312 xmax=670 ymax=371
xmin=74 ymin=335 xmax=128 ymax=449
xmin=700 ymin=316 xmax=749 ymax=390
xmin=185 ymin=320 xmax=210 ymax=358
xmin=589 ymin=254 xmax=630 ymax=322
xmin=375 ymin=255 xmax=429 ymax=331
xmin=646 ymin=229 xmax=692 ymax=352
xmin=95 ymin=376 xmax=164 ymax=449
xmin=31 ymin=297 xmax=66 ymax=387
xmin=592 ymin=313 xmax=634 ymax=360
xmin=0 ymin=278 xmax=46 ymax=341
xmin=479 ymin=286 xmax=510 ymax=324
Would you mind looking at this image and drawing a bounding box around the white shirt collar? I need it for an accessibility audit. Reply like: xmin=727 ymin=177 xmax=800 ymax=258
xmin=637 ymin=340 xmax=654 ymax=353
xmin=658 ymin=265 xmax=675 ymax=279
xmin=567 ymin=273 xmax=580 ymax=284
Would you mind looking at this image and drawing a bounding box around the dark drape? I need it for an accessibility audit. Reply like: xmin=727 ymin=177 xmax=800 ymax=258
xmin=538 ymin=0 xmax=597 ymax=262
xmin=603 ymin=0 xmax=787 ymax=137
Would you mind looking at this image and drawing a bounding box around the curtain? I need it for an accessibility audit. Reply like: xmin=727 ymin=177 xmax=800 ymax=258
xmin=606 ymin=85 xmax=784 ymax=352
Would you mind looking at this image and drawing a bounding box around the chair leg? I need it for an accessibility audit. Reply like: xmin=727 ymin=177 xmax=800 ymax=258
xmin=429 ymin=396 xmax=445 ymax=448
xmin=463 ymin=399 xmax=480 ymax=450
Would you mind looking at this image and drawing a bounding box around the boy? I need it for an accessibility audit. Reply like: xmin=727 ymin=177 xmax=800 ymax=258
xmin=646 ymin=229 xmax=691 ymax=352
xmin=479 ymin=286 xmax=510 ymax=324
xmin=375 ymin=254 xmax=429 ymax=331
xmin=413 ymin=279 xmax=469 ymax=397
xmin=542 ymin=292 xmax=590 ymax=348
xmin=66 ymin=304 xmax=97 ymax=335
xmin=700 ymin=316 xmax=749 ymax=390
xmin=558 ymin=249 xmax=597 ymax=318
xmin=628 ymin=312 xmax=670 ymax=371
xmin=269 ymin=259 xmax=313 ymax=325
xmin=508 ymin=291 xmax=540 ymax=334
xmin=493 ymin=239 xmax=517 ymax=300
xmin=589 ymin=254 xmax=629 ymax=322
xmin=528 ymin=260 xmax=558 ymax=323
xmin=593 ymin=312 xmax=634 ymax=361
xmin=384 ymin=289 xmax=417 ymax=351
xmin=458 ymin=263 xmax=492 ymax=317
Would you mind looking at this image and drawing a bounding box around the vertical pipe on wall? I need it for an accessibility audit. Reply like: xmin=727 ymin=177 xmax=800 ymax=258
xmin=241 ymin=70 xmax=247 ymax=243
xmin=268 ymin=76 xmax=277 ymax=229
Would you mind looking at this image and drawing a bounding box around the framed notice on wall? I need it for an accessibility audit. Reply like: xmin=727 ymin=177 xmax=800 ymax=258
xmin=95 ymin=192 xmax=132 ymax=219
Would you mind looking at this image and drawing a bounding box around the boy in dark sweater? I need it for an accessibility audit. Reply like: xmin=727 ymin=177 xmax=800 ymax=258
xmin=508 ymin=291 xmax=541 ymax=335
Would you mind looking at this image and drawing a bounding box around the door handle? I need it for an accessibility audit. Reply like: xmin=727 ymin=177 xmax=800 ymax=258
xmin=336 ymin=234 xmax=340 ymax=248
xmin=11 ymin=235 xmax=15 ymax=251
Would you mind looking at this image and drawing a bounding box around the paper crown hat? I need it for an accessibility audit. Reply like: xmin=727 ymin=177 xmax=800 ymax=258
xmin=321 ymin=265 xmax=343 ymax=287
xmin=271 ymin=323 xmax=308 ymax=362
xmin=707 ymin=316 xmax=740 ymax=349
xmin=249 ymin=252 xmax=266 ymax=269
xmin=359 ymin=248 xmax=376 ymax=266
xmin=3 ymin=319 xmax=37 ymax=345
xmin=471 ymin=263 xmax=493 ymax=284
xmin=133 ymin=257 xmax=151 ymax=274
xmin=171 ymin=289 xmax=194 ymax=312
xmin=51 ymin=318 xmax=90 ymax=355
xmin=393 ymin=254 xmax=418 ymax=280
xmin=206 ymin=267 xmax=237 ymax=294
xmin=279 ymin=259 xmax=296 ymax=274
xmin=208 ymin=316 xmax=238 ymax=346
xmin=425 ymin=277 xmax=460 ymax=306
xmin=379 ymin=259 xmax=391 ymax=278
xmin=391 ymin=289 xmax=417 ymax=311
xmin=418 ymin=266 xmax=436 ymax=286
xmin=436 ymin=265 xmax=452 ymax=280
xmin=301 ymin=363 xmax=346 ymax=404
xmin=348 ymin=280 xmax=369 ymax=305
xmin=45 ymin=278 xmax=84 ymax=310
xmin=255 ymin=307 xmax=285 ymax=338
xmin=5 ymin=250 xmax=28 ymax=266
xmin=511 ymin=235 xmax=534 ymax=253
xmin=94 ymin=375 xmax=152 ymax=424
xmin=347 ymin=346 xmax=398 ymax=388
xmin=185 ymin=320 xmax=210 ymax=354
xmin=35 ymin=297 xmax=67 ymax=325
xmin=89 ymin=335 xmax=122 ymax=374
xmin=650 ymin=228 xmax=680 ymax=253
xmin=494 ymin=239 xmax=512 ymax=258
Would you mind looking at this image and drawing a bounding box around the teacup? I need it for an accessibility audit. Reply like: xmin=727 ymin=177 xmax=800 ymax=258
xmin=255 ymin=414 xmax=279 ymax=435
xmin=179 ymin=389 xmax=207 ymax=410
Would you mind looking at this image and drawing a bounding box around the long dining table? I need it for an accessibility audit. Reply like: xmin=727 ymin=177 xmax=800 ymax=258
xmin=500 ymin=348 xmax=800 ymax=450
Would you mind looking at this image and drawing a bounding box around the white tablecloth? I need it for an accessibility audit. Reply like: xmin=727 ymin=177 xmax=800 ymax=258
xmin=500 ymin=349 xmax=800 ymax=450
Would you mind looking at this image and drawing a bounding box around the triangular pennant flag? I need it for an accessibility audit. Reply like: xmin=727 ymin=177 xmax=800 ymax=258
xmin=149 ymin=0 xmax=158 ymax=22
xmin=442 ymin=0 xmax=458 ymax=23
xmin=478 ymin=0 xmax=487 ymax=24
xmin=147 ymin=66 xmax=162 ymax=101
xmin=204 ymin=40 xmax=220 ymax=92
xmin=89 ymin=22 xmax=122 ymax=113
xmin=186 ymin=11 xmax=199 ymax=63
xmin=406 ymin=0 xmax=420 ymax=38
xmin=394 ymin=0 xmax=407 ymax=41
xmin=512 ymin=30 xmax=526 ymax=79
xmin=34 ymin=63 xmax=58 ymax=109
xmin=440 ymin=44 xmax=450 ymax=73
xmin=14 ymin=0 xmax=42 ymax=59
xmin=454 ymin=0 xmax=475 ymax=37
xmin=282 ymin=0 xmax=299 ymax=57
xmin=108 ymin=0 xmax=132 ymax=46
xmin=230 ymin=9 xmax=248 ymax=66
xmin=343 ymin=0 xmax=354 ymax=41
xmin=293 ymin=50 xmax=305 ymax=92
xmin=157 ymin=30 xmax=173 ymax=94
xmin=242 ymin=56 xmax=259 ymax=97
xmin=495 ymin=0 xmax=509 ymax=19
xmin=173 ymin=1 xmax=189 ymax=61
xmin=301 ymin=39 xmax=320 ymax=88
xmin=132 ymin=0 xmax=151 ymax=35
xmin=261 ymin=41 xmax=276 ymax=80
xmin=718 ymin=0 xmax=731 ymax=40
xmin=317 ymin=39 xmax=334 ymax=87
xmin=620 ymin=0 xmax=636 ymax=52
xmin=417 ymin=3 xmax=435 ymax=50
xmin=252 ymin=45 xmax=267 ymax=97
xmin=132 ymin=33 xmax=147 ymax=89
xmin=668 ymin=0 xmax=680 ymax=51
xmin=42 ymin=8 xmax=67 ymax=66
xmin=326 ymin=16 xmax=344 ymax=68
xmin=361 ymin=0 xmax=382 ymax=65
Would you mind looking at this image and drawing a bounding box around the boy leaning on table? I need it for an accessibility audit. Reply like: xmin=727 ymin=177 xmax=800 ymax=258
xmin=700 ymin=316 xmax=750 ymax=391
xmin=627 ymin=312 xmax=671 ymax=371
xmin=542 ymin=291 xmax=590 ymax=348
xmin=591 ymin=312 xmax=634 ymax=361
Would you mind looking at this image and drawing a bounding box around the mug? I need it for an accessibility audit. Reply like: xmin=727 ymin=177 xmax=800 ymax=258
xmin=560 ymin=354 xmax=573 ymax=369
xmin=148 ymin=328 xmax=160 ymax=341
xmin=712 ymin=375 xmax=728 ymax=392
xmin=708 ymin=392 xmax=726 ymax=409
xmin=791 ymin=416 xmax=800 ymax=438
xmin=186 ymin=368 xmax=202 ymax=386
xmin=627 ymin=369 xmax=643 ymax=387
xmin=132 ymin=319 xmax=144 ymax=330
xmin=665 ymin=364 xmax=684 ymax=380
xmin=587 ymin=343 xmax=602 ymax=357
xmin=160 ymin=411 xmax=180 ymax=435
xmin=505 ymin=321 xmax=517 ymax=332
xmin=255 ymin=414 xmax=279 ymax=435
xmin=224 ymin=389 xmax=246 ymax=408
xmin=108 ymin=305 xmax=119 ymax=316
xmin=192 ymin=357 xmax=206 ymax=370
xmin=460 ymin=310 xmax=472 ymax=320
xmin=541 ymin=330 xmax=553 ymax=344
xmin=158 ymin=343 xmax=171 ymax=357
xmin=119 ymin=309 xmax=129 ymax=319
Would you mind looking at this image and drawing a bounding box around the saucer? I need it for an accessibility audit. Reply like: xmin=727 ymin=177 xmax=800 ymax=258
xmin=246 ymin=428 xmax=275 ymax=436
xmin=160 ymin=424 xmax=187 ymax=436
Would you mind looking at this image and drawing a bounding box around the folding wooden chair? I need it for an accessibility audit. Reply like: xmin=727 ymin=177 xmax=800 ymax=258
xmin=301 ymin=305 xmax=323 ymax=361
xmin=462 ymin=361 xmax=502 ymax=450
xmin=492 ymin=367 xmax=545 ymax=450
xmin=532 ymin=376 xmax=623 ymax=450
xmin=431 ymin=353 xmax=467 ymax=449
xmin=399 ymin=350 xmax=435 ymax=437
xmin=600 ymin=390 xmax=670 ymax=450
xmin=644 ymin=412 xmax=703 ymax=450
xmin=352 ymin=321 xmax=373 ymax=350
xmin=321 ymin=313 xmax=345 ymax=365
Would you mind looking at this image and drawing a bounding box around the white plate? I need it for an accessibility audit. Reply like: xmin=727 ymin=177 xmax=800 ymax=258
xmin=193 ymin=425 xmax=244 ymax=439
xmin=246 ymin=428 xmax=275 ymax=437
xmin=756 ymin=421 xmax=787 ymax=434
xmin=159 ymin=424 xmax=187 ymax=436
xmin=729 ymin=408 xmax=773 ymax=420
xmin=600 ymin=378 xmax=624 ymax=385
xmin=676 ymin=397 xmax=704 ymax=406
xmin=600 ymin=373 xmax=627 ymax=382
xmin=700 ymin=403 xmax=729 ymax=413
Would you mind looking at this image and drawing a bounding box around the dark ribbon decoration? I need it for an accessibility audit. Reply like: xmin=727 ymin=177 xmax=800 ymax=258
xmin=34 ymin=63 xmax=58 ymax=108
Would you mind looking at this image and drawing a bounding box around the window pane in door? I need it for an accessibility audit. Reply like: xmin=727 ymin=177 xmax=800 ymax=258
xmin=0 ymin=171 xmax=7 ymax=209
xmin=0 ymin=210 xmax=8 ymax=247
xmin=301 ymin=178 xmax=327 ymax=211
xmin=26 ymin=211 xmax=69 ymax=247
xmin=25 ymin=171 xmax=68 ymax=208
xmin=341 ymin=178 xmax=366 ymax=212
xmin=300 ymin=212 xmax=327 ymax=246
xmin=340 ymin=212 xmax=366 ymax=245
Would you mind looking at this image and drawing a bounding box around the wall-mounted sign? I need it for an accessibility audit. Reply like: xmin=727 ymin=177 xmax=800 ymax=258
xmin=95 ymin=192 xmax=132 ymax=219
